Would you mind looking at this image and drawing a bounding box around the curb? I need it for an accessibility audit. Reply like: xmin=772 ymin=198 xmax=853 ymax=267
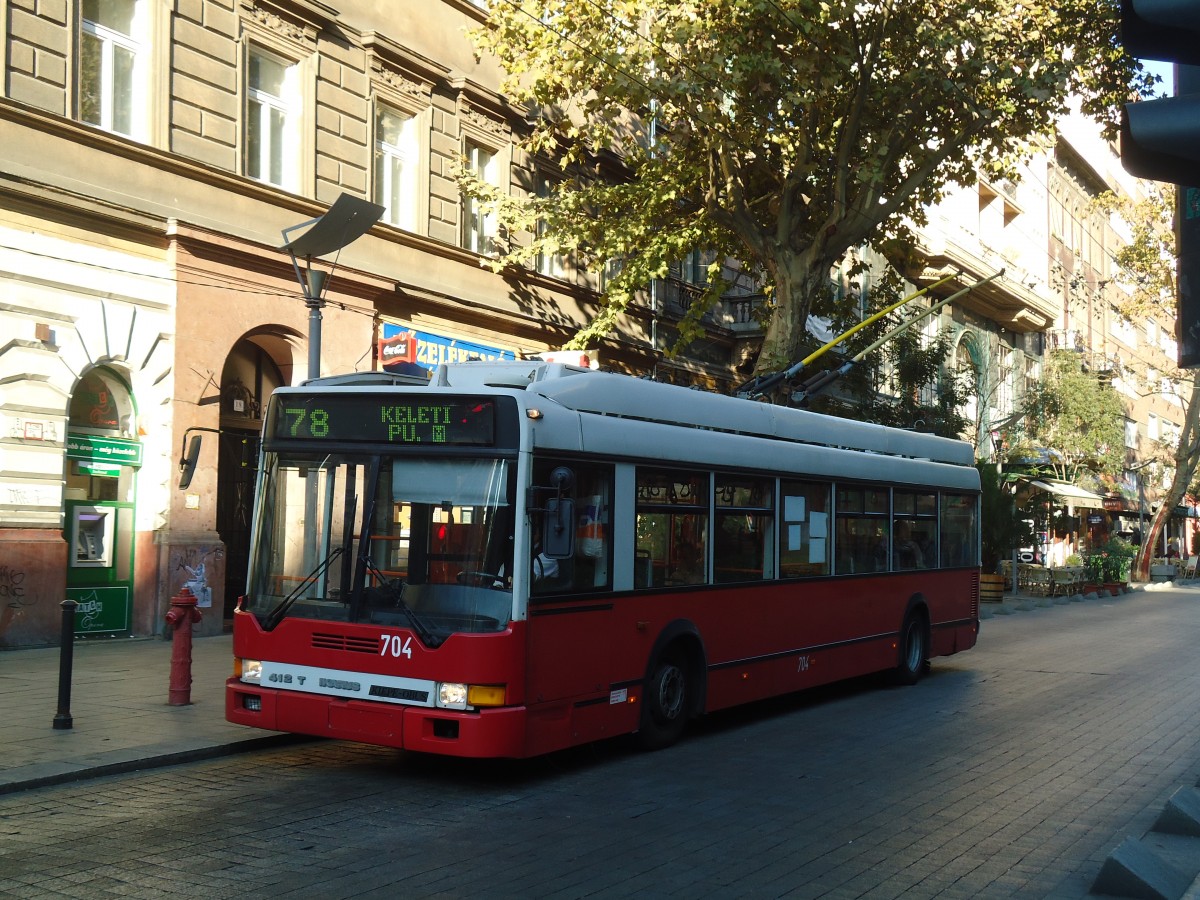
xmin=0 ymin=733 xmax=315 ymax=797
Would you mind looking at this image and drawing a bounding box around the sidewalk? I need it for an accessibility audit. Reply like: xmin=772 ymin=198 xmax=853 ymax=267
xmin=0 ymin=632 xmax=302 ymax=796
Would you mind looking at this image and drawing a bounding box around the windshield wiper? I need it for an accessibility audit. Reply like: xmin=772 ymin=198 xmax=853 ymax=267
xmin=360 ymin=557 xmax=442 ymax=648
xmin=261 ymin=546 xmax=346 ymax=631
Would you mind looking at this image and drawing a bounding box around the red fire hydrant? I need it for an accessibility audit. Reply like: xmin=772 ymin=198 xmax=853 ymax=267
xmin=165 ymin=586 xmax=202 ymax=706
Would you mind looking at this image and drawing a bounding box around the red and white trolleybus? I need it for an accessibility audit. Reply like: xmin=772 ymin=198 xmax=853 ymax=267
xmin=226 ymin=359 xmax=981 ymax=757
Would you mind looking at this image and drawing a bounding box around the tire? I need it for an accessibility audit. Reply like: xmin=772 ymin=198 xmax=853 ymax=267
xmin=893 ymin=612 xmax=929 ymax=686
xmin=637 ymin=650 xmax=689 ymax=750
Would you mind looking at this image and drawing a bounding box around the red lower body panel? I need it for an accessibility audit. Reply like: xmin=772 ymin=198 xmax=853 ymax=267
xmin=226 ymin=680 xmax=528 ymax=758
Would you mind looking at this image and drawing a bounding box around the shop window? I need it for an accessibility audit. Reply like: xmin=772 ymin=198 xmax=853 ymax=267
xmin=65 ymin=367 xmax=137 ymax=505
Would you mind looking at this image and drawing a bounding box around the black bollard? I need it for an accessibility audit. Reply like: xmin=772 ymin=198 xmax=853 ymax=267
xmin=52 ymin=599 xmax=78 ymax=730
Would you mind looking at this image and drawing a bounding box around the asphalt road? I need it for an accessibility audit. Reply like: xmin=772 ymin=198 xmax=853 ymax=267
xmin=4 ymin=590 xmax=1200 ymax=899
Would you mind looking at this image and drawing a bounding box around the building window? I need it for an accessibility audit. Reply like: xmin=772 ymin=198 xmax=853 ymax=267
xmin=80 ymin=0 xmax=142 ymax=137
xmin=1125 ymin=418 xmax=1138 ymax=449
xmin=463 ymin=141 xmax=498 ymax=255
xmin=1110 ymin=314 xmax=1137 ymax=347
xmin=683 ymin=249 xmax=705 ymax=285
xmin=535 ymin=173 xmax=565 ymax=278
xmin=599 ymin=257 xmax=622 ymax=292
xmin=1149 ymin=412 xmax=1159 ymax=442
xmin=246 ymin=48 xmax=300 ymax=189
xmin=375 ymin=105 xmax=419 ymax=232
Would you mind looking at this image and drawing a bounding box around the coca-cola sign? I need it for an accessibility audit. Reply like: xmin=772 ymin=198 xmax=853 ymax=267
xmin=378 ymin=324 xmax=514 ymax=373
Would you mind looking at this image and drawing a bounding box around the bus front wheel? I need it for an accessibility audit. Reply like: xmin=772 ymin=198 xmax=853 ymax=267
xmin=638 ymin=651 xmax=689 ymax=750
xmin=893 ymin=611 xmax=929 ymax=686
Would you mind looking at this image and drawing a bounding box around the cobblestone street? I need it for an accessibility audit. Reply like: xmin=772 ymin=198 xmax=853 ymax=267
xmin=5 ymin=589 xmax=1200 ymax=898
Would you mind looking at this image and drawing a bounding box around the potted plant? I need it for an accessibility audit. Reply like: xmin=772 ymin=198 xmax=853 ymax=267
xmin=1086 ymin=536 xmax=1135 ymax=595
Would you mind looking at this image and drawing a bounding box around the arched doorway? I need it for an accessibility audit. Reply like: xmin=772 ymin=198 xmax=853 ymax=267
xmin=217 ymin=335 xmax=290 ymax=622
xmin=64 ymin=366 xmax=139 ymax=635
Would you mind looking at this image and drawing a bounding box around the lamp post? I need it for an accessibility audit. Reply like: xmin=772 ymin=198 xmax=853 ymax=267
xmin=281 ymin=193 xmax=384 ymax=379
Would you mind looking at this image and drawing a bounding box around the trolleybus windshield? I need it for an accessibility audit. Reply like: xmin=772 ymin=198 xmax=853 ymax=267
xmin=244 ymin=450 xmax=514 ymax=644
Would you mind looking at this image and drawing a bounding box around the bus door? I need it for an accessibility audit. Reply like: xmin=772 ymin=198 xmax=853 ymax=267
xmin=525 ymin=460 xmax=615 ymax=709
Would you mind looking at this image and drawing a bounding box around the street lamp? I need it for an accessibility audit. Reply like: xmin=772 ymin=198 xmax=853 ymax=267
xmin=281 ymin=193 xmax=384 ymax=379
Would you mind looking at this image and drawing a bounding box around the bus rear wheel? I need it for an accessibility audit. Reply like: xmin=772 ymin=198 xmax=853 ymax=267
xmin=638 ymin=651 xmax=689 ymax=750
xmin=893 ymin=612 xmax=929 ymax=686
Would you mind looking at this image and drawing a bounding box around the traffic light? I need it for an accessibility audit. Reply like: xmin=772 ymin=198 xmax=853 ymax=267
xmin=1122 ymin=0 xmax=1200 ymax=69
xmin=1120 ymin=2 xmax=1200 ymax=184
xmin=1120 ymin=1 xmax=1200 ymax=366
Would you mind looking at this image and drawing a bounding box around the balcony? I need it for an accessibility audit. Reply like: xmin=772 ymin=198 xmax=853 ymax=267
xmin=658 ymin=277 xmax=767 ymax=334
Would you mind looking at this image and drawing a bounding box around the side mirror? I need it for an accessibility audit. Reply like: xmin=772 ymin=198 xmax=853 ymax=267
xmin=178 ymin=435 xmax=202 ymax=490
xmin=542 ymin=497 xmax=575 ymax=559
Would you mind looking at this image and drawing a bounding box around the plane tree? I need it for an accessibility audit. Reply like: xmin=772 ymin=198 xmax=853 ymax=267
xmin=1094 ymin=188 xmax=1197 ymax=581
xmin=468 ymin=0 xmax=1150 ymax=380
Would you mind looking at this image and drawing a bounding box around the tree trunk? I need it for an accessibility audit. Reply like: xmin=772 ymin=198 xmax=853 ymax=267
xmin=1134 ymin=503 xmax=1170 ymax=583
xmin=754 ymin=250 xmax=832 ymax=384
xmin=1132 ymin=372 xmax=1200 ymax=582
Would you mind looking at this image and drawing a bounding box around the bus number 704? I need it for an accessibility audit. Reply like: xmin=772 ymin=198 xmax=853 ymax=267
xmin=381 ymin=634 xmax=413 ymax=659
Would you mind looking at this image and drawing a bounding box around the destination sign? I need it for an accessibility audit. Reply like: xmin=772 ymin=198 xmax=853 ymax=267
xmin=270 ymin=395 xmax=495 ymax=445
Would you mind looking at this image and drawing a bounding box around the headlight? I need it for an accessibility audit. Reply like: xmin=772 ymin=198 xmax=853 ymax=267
xmin=437 ymin=682 xmax=468 ymax=710
xmin=238 ymin=658 xmax=262 ymax=684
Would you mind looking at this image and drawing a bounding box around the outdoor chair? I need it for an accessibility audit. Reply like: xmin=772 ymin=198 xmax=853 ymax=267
xmin=1020 ymin=564 xmax=1051 ymax=596
xmin=1185 ymin=556 xmax=1199 ymax=580
xmin=1050 ymin=568 xmax=1079 ymax=597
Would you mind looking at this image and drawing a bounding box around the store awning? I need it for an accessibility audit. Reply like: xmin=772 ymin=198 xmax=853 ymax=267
xmin=1025 ymin=479 xmax=1107 ymax=509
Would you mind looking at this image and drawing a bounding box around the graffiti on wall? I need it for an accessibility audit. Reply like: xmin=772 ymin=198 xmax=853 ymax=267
xmin=173 ymin=546 xmax=224 ymax=609
xmin=0 ymin=565 xmax=31 ymax=638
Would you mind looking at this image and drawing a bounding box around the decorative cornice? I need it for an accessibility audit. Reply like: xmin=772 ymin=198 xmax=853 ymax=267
xmin=240 ymin=0 xmax=334 ymax=46
xmin=461 ymin=104 xmax=508 ymax=141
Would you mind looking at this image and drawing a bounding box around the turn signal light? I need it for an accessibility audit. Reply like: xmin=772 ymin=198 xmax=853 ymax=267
xmin=467 ymin=685 xmax=506 ymax=707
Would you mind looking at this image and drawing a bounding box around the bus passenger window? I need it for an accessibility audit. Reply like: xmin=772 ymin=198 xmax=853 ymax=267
xmin=780 ymin=481 xmax=830 ymax=577
xmin=893 ymin=491 xmax=937 ymax=570
xmin=531 ymin=459 xmax=614 ymax=594
xmin=940 ymin=493 xmax=978 ymax=567
xmin=835 ymin=485 xmax=889 ymax=574
xmin=714 ymin=476 xmax=773 ymax=583
xmin=893 ymin=520 xmax=925 ymax=569
xmin=636 ymin=468 xmax=709 ymax=588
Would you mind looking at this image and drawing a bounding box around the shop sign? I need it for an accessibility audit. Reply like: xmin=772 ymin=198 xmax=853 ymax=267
xmin=77 ymin=461 xmax=122 ymax=478
xmin=379 ymin=323 xmax=515 ymax=373
xmin=1102 ymin=497 xmax=1125 ymax=512
xmin=67 ymin=586 xmax=131 ymax=633
xmin=1087 ymin=513 xmax=1106 ymax=525
xmin=66 ymin=433 xmax=142 ymax=467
